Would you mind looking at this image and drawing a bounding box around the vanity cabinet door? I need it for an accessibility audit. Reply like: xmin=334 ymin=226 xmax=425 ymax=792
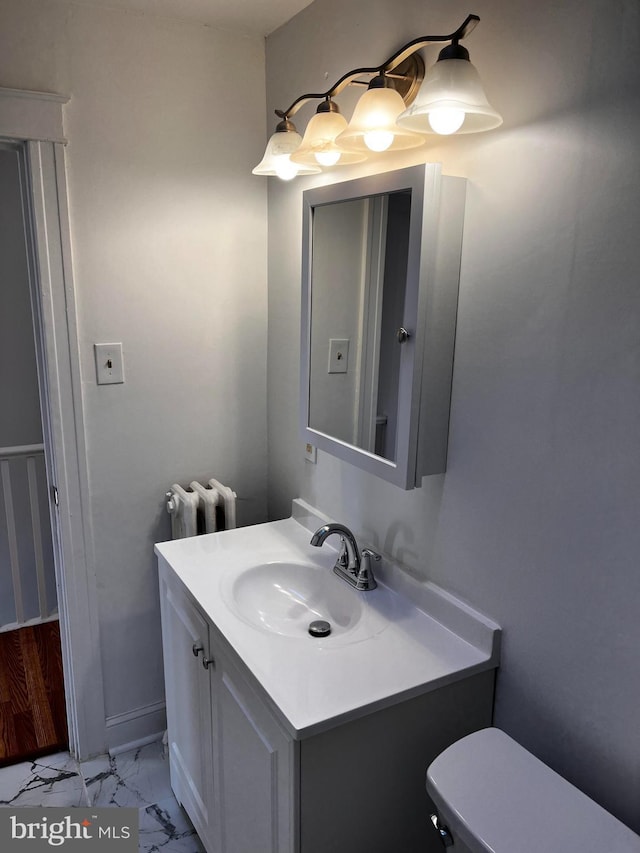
xmin=211 ymin=648 xmax=296 ymax=853
xmin=159 ymin=565 xmax=216 ymax=852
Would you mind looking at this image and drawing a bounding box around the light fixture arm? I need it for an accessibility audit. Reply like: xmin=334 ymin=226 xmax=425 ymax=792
xmin=275 ymin=13 xmax=480 ymax=120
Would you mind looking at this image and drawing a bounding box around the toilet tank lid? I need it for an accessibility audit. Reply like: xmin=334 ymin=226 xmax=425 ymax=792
xmin=426 ymin=728 xmax=640 ymax=853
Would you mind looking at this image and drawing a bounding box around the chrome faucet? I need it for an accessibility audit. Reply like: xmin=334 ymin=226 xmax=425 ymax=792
xmin=310 ymin=523 xmax=380 ymax=591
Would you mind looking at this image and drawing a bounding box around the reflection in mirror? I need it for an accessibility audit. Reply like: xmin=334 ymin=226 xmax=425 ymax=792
xmin=309 ymin=191 xmax=411 ymax=462
xmin=301 ymin=164 xmax=465 ymax=489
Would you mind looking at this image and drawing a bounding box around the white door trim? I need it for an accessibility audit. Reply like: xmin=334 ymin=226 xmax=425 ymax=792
xmin=1 ymin=87 xmax=107 ymax=758
xmin=0 ymin=87 xmax=68 ymax=144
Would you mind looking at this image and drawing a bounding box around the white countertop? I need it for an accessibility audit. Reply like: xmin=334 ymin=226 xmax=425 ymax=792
xmin=155 ymin=504 xmax=500 ymax=739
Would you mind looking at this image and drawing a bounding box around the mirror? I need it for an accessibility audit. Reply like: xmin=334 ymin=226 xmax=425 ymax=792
xmin=301 ymin=164 xmax=465 ymax=489
xmin=308 ymin=190 xmax=410 ymax=461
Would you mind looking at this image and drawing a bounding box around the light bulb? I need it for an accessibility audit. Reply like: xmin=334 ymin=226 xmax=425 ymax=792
xmin=363 ymin=130 xmax=394 ymax=152
xmin=274 ymin=156 xmax=298 ymax=181
xmin=315 ymin=150 xmax=341 ymax=166
xmin=427 ymin=107 xmax=465 ymax=135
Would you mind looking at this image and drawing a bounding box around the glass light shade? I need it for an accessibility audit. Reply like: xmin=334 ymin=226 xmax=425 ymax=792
xmin=290 ymin=111 xmax=366 ymax=167
xmin=252 ymin=128 xmax=321 ymax=179
xmin=336 ymin=86 xmax=425 ymax=153
xmin=397 ymin=58 xmax=502 ymax=134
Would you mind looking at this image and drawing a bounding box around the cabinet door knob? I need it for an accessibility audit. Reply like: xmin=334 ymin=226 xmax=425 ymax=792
xmin=192 ymin=643 xmax=204 ymax=657
xmin=396 ymin=327 xmax=411 ymax=343
xmin=202 ymin=656 xmax=215 ymax=670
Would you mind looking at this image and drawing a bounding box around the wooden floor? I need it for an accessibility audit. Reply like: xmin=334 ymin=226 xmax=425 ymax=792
xmin=0 ymin=620 xmax=68 ymax=766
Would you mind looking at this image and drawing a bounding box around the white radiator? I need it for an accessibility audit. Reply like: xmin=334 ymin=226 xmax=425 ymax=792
xmin=166 ymin=479 xmax=237 ymax=539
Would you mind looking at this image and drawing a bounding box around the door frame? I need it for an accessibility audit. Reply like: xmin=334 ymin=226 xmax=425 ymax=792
xmin=0 ymin=87 xmax=107 ymax=759
xmin=356 ymin=195 xmax=387 ymax=452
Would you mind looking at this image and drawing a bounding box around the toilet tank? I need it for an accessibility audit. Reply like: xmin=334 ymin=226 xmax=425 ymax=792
xmin=426 ymin=727 xmax=640 ymax=853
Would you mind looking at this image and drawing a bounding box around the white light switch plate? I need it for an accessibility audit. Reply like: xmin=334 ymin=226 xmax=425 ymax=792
xmin=328 ymin=338 xmax=349 ymax=374
xmin=94 ymin=343 xmax=124 ymax=385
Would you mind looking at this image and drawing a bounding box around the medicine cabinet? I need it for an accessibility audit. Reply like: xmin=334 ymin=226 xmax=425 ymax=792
xmin=300 ymin=164 xmax=465 ymax=488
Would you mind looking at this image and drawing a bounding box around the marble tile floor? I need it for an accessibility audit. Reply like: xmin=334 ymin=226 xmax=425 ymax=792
xmin=0 ymin=740 xmax=205 ymax=852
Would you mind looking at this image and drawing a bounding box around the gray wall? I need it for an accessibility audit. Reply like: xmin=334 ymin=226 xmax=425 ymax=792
xmin=266 ymin=0 xmax=640 ymax=832
xmin=0 ymin=0 xmax=269 ymax=741
xmin=0 ymin=147 xmax=42 ymax=448
xmin=309 ymin=198 xmax=365 ymax=444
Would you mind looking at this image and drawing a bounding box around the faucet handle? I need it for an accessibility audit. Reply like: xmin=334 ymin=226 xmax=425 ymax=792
xmin=337 ymin=536 xmax=350 ymax=568
xmin=361 ymin=548 xmax=381 ymax=561
xmin=355 ymin=548 xmax=380 ymax=591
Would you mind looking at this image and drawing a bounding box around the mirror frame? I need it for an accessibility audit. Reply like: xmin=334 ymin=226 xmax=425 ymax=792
xmin=300 ymin=163 xmax=450 ymax=489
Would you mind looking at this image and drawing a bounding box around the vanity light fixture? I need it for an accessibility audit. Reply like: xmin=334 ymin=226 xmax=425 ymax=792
xmin=396 ymin=40 xmax=502 ymax=134
xmin=253 ymin=14 xmax=501 ymax=179
xmin=251 ymin=118 xmax=321 ymax=180
xmin=290 ymin=99 xmax=367 ymax=168
xmin=335 ymin=71 xmax=425 ymax=153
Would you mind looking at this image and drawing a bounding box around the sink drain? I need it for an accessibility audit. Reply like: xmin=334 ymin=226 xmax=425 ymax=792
xmin=308 ymin=620 xmax=331 ymax=638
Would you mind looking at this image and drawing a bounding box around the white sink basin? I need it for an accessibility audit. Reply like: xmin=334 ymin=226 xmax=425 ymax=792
xmin=225 ymin=560 xmax=385 ymax=642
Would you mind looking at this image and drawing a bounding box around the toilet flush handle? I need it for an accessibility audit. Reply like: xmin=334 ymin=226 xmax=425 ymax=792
xmin=429 ymin=814 xmax=453 ymax=848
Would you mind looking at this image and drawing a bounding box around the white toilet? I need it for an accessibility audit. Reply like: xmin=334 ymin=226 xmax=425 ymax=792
xmin=426 ymin=727 xmax=640 ymax=852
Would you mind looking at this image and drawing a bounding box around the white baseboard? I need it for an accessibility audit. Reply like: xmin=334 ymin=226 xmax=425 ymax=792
xmin=105 ymin=699 xmax=166 ymax=754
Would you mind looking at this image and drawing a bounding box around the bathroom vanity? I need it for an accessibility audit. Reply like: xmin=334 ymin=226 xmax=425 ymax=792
xmin=155 ymin=501 xmax=500 ymax=853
